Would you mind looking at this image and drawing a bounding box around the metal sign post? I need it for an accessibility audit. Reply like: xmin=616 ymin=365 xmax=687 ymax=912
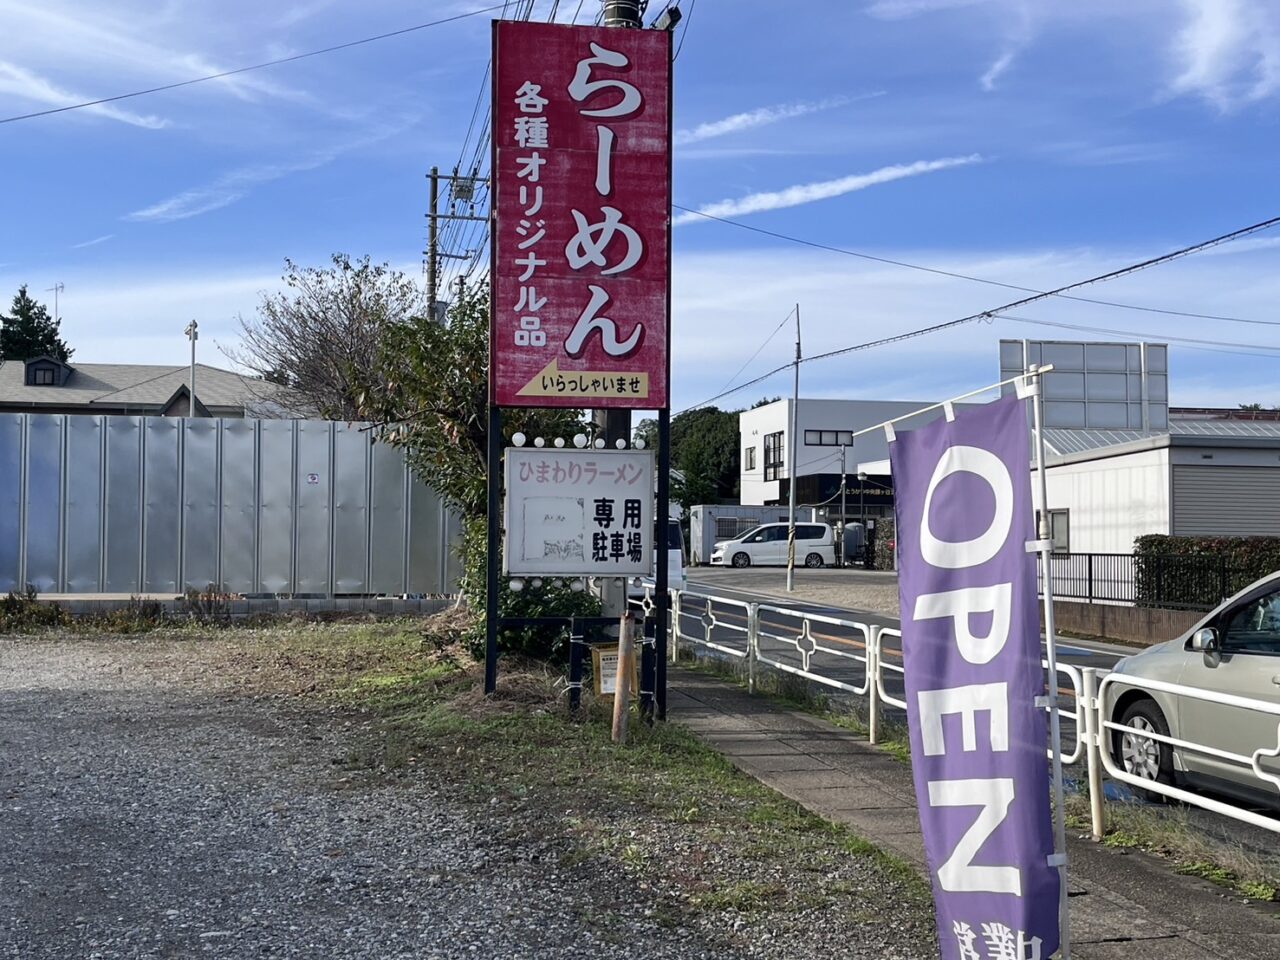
xmin=484 ymin=18 xmax=673 ymax=702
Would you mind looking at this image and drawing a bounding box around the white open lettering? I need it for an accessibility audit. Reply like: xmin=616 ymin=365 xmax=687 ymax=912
xmin=914 ymin=583 xmax=1012 ymax=665
xmin=917 ymin=682 xmax=1010 ymax=756
xmin=928 ymin=778 xmax=1021 ymax=895
xmin=920 ymin=445 xmax=1013 ymax=569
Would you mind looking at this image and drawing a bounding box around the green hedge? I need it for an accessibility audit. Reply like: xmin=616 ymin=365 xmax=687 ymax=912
xmin=459 ymin=515 xmax=602 ymax=661
xmin=1132 ymin=535 xmax=1280 ymax=609
xmin=872 ymin=517 xmax=896 ymax=571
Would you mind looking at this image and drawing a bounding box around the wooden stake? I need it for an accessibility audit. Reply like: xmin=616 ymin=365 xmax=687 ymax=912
xmin=612 ymin=613 xmax=635 ymax=744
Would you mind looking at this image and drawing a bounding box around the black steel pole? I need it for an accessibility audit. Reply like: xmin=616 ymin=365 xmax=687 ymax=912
xmin=655 ymin=407 xmax=671 ymax=720
xmin=484 ymin=404 xmax=503 ymax=695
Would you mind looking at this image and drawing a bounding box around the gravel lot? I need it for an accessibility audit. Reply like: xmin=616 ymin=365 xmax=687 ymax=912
xmin=691 ymin=567 xmax=901 ymax=617
xmin=0 ymin=633 xmax=935 ymax=960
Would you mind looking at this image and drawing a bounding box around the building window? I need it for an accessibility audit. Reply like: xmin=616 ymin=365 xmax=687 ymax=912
xmin=31 ymin=366 xmax=55 ymax=386
xmin=1050 ymin=510 xmax=1070 ymax=553
xmin=1036 ymin=509 xmax=1070 ymax=552
xmin=744 ymin=447 xmax=757 ymax=472
xmin=803 ymin=429 xmax=853 ymax=446
xmin=763 ymin=431 xmax=784 ymax=481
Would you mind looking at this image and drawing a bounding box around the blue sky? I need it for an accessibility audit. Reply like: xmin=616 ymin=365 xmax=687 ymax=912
xmin=2 ymin=0 xmax=1280 ymax=412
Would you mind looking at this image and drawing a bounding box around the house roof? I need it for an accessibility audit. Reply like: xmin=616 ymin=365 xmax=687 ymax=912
xmin=1044 ymin=418 xmax=1280 ymax=459
xmin=0 ymin=361 xmax=290 ymax=412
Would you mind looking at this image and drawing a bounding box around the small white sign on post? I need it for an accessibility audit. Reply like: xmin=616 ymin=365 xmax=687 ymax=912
xmin=503 ymin=448 xmax=654 ymax=576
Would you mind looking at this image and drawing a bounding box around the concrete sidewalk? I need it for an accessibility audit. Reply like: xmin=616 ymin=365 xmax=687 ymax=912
xmin=669 ymin=667 xmax=1280 ymax=960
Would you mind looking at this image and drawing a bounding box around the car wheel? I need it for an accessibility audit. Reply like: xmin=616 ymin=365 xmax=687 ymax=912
xmin=731 ymin=552 xmax=751 ymax=568
xmin=804 ymin=552 xmax=824 ymax=568
xmin=1112 ymin=699 xmax=1176 ymax=803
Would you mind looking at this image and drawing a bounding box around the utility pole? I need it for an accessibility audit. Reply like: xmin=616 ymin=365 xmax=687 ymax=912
xmin=785 ymin=303 xmax=801 ymax=592
xmin=858 ymin=470 xmax=868 ymax=568
xmin=595 ymin=0 xmax=644 ymax=622
xmin=427 ymin=165 xmax=440 ymax=316
xmin=838 ymin=444 xmax=847 ymax=567
xmin=184 ymin=320 xmax=199 ymax=416
xmin=424 ymin=168 xmax=485 ymax=321
xmin=602 ymin=0 xmax=643 ymax=25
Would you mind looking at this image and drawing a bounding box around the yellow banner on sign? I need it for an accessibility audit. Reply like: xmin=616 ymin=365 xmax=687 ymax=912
xmin=517 ymin=359 xmax=650 ymax=400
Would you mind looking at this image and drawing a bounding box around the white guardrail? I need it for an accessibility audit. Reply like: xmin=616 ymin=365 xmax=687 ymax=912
xmin=649 ymin=583 xmax=1280 ymax=840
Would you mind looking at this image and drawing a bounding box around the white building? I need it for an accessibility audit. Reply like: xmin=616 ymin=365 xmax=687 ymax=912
xmin=1040 ymin=419 xmax=1280 ymax=554
xmin=737 ymin=395 xmax=1280 ymax=556
xmin=738 ymin=398 xmax=964 ymax=521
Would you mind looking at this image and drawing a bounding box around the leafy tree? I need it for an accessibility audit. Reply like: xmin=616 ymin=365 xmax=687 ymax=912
xmin=636 ymin=405 xmax=741 ymax=515
xmin=355 ymin=286 xmax=595 ymax=653
xmin=230 ymin=255 xmax=421 ymax=419
xmin=1240 ymin=403 xmax=1265 ymax=412
xmin=1 ymin=285 xmax=72 ymax=361
xmin=752 ymin=395 xmax=780 ymax=408
xmin=356 ymin=285 xmax=583 ymax=519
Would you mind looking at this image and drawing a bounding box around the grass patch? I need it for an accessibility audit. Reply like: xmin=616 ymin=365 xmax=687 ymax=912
xmin=215 ymin=614 xmax=935 ymax=941
xmin=1065 ymin=791 xmax=1280 ymax=902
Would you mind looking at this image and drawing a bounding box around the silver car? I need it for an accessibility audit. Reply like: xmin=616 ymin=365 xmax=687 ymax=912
xmin=1105 ymin=570 xmax=1280 ymax=808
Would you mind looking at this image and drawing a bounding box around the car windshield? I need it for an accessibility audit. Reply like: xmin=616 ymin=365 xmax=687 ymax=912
xmin=667 ymin=521 xmax=683 ymax=551
xmin=738 ymin=526 xmax=765 ymax=542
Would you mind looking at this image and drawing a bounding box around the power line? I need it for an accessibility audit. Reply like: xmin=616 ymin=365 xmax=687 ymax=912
xmin=671 ymin=204 xmax=1280 ymax=328
xmin=677 ymin=214 xmax=1280 ymax=413
xmin=716 ymin=308 xmax=795 ymax=397
xmin=674 ymin=0 xmax=696 ymax=58
xmin=0 ymin=3 xmax=509 ymax=126
xmin=1000 ymin=315 xmax=1280 ymax=354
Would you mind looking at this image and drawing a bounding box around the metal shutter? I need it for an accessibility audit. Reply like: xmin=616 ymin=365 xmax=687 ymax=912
xmin=1172 ymin=465 xmax=1280 ymax=536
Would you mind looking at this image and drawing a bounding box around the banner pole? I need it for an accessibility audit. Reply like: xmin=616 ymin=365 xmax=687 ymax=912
xmin=1027 ymin=363 xmax=1072 ymax=959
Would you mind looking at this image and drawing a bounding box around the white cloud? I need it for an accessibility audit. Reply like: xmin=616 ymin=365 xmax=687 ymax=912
xmin=673 ymin=155 xmax=984 ymax=225
xmin=1169 ymin=0 xmax=1280 ymax=108
xmin=71 ymin=235 xmax=116 ymax=249
xmin=124 ymin=120 xmax=414 ymax=223
xmin=674 ymin=93 xmax=884 ymax=145
xmin=0 ymin=1 xmax=313 ymax=113
xmin=124 ymin=157 xmax=335 ymax=223
xmin=980 ymin=50 xmax=1016 ymax=91
xmin=1041 ymin=140 xmax=1173 ymax=167
xmin=668 ymin=243 xmax=1280 ymax=411
xmin=0 ymin=60 xmax=169 ymax=128
xmin=864 ymin=0 xmax=994 ymax=20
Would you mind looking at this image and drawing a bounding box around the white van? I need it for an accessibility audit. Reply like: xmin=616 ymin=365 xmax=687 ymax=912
xmin=710 ymin=522 xmax=836 ymax=568
xmin=626 ymin=518 xmax=687 ymax=598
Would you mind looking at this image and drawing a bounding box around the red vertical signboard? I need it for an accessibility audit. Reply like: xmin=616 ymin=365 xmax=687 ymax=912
xmin=491 ymin=21 xmax=671 ymax=410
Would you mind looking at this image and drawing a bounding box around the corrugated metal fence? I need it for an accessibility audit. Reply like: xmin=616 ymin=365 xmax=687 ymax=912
xmin=0 ymin=414 xmax=460 ymax=596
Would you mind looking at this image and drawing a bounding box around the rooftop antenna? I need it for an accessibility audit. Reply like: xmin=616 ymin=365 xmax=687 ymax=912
xmin=46 ymin=282 xmax=64 ymax=326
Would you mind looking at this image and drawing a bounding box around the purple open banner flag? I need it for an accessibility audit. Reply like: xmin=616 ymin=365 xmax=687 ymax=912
xmin=890 ymin=394 xmax=1060 ymax=960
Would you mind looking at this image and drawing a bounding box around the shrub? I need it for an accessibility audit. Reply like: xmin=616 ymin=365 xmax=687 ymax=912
xmin=0 ymin=587 xmax=69 ymax=632
xmin=1133 ymin=535 xmax=1280 ymax=609
xmin=180 ymin=584 xmax=233 ymax=624
xmin=872 ymin=517 xmax=896 ymax=572
xmin=95 ymin=597 xmax=166 ymax=634
xmin=459 ymin=515 xmax=601 ymax=661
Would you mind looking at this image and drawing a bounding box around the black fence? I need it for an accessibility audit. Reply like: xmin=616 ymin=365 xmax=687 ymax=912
xmin=1039 ymin=552 xmax=1272 ymax=611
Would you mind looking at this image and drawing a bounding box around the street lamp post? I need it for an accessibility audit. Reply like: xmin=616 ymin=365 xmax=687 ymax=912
xmin=838 ymin=445 xmax=847 ymax=567
xmin=857 ymin=471 xmax=868 ymax=568
xmin=184 ymin=320 xmax=199 ymax=416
